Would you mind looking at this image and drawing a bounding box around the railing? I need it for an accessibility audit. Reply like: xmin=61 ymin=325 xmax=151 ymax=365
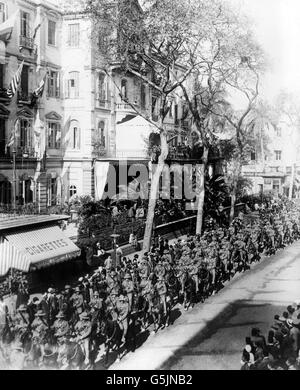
xmin=116 ymin=103 xmax=138 ymax=111
xmin=15 ymin=146 xmax=36 ymax=158
xmin=18 ymin=91 xmax=31 ymax=103
xmin=96 ymin=97 xmax=111 ymax=109
xmin=19 ymin=35 xmax=35 ymax=50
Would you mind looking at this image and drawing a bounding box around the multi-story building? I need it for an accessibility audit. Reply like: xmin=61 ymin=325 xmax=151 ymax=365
xmin=0 ymin=0 xmax=201 ymax=211
xmin=242 ymin=114 xmax=300 ymax=197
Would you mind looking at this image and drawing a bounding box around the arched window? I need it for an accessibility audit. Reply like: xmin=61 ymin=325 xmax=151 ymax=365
xmin=70 ymin=120 xmax=80 ymax=150
xmin=98 ymin=120 xmax=106 ymax=147
xmin=121 ymin=79 xmax=128 ymax=99
xmin=69 ymin=185 xmax=77 ymax=198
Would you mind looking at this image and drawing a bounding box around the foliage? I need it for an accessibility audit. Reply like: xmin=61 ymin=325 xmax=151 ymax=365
xmin=204 ymin=173 xmax=229 ymax=215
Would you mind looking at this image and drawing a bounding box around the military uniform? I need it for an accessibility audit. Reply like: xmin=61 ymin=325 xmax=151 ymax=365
xmin=155 ymin=278 xmax=167 ymax=314
xmin=122 ymin=276 xmax=134 ymax=311
xmin=13 ymin=306 xmax=31 ymax=342
xmin=105 ymin=295 xmax=118 ymax=321
xmin=116 ymin=296 xmax=129 ymax=343
xmin=52 ymin=315 xmax=70 ymax=339
xmin=74 ymin=316 xmax=92 ymax=341
xmin=31 ymin=313 xmax=49 ymax=345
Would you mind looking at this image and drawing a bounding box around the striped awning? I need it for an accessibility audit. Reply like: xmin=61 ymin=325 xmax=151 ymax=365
xmin=0 ymin=236 xmax=29 ymax=276
xmin=0 ymin=225 xmax=81 ymax=276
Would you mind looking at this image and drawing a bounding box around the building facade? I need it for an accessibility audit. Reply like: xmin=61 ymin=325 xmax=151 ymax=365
xmin=242 ymin=115 xmax=300 ymax=197
xmin=0 ymin=0 xmax=193 ymax=210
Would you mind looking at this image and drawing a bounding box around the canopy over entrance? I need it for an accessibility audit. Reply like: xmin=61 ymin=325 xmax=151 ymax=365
xmin=0 ymin=215 xmax=81 ymax=276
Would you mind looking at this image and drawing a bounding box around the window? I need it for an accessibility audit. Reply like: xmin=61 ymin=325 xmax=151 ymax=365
xmin=70 ymin=121 xmax=80 ymax=150
xmin=264 ymin=179 xmax=272 ymax=185
xmin=66 ymin=71 xmax=79 ymax=98
xmin=19 ymin=119 xmax=32 ymax=150
xmin=20 ymin=65 xmax=29 ymax=98
xmin=47 ymin=70 xmax=60 ymax=98
xmin=50 ymin=178 xmax=57 ymax=205
xmin=20 ymin=11 xmax=30 ymax=38
xmin=69 ymin=185 xmax=77 ymax=198
xmin=98 ymin=73 xmax=107 ymax=105
xmin=0 ymin=63 xmax=4 ymax=89
xmin=68 ymin=24 xmax=80 ymax=47
xmin=0 ymin=2 xmax=7 ymax=23
xmin=275 ymin=126 xmax=282 ymax=137
xmin=275 ymin=150 xmax=282 ymax=161
xmin=141 ymin=84 xmax=146 ymax=109
xmin=286 ymin=166 xmax=292 ymax=174
xmin=0 ymin=118 xmax=5 ymax=156
xmin=250 ymin=151 xmax=256 ymax=161
xmin=174 ymin=104 xmax=178 ymax=123
xmin=48 ymin=122 xmax=61 ymax=149
xmin=121 ymin=79 xmax=127 ymax=99
xmin=169 ymin=101 xmax=173 ymax=118
xmin=98 ymin=121 xmax=105 ymax=147
xmin=48 ymin=20 xmax=56 ymax=45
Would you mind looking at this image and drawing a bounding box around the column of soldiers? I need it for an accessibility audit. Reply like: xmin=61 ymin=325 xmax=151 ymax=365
xmin=1 ymin=198 xmax=300 ymax=368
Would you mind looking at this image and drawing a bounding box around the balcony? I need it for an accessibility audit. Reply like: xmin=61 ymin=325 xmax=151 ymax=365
xmin=18 ymin=91 xmax=32 ymax=105
xmin=96 ymin=97 xmax=111 ymax=110
xmin=15 ymin=146 xmax=37 ymax=159
xmin=19 ymin=35 xmax=35 ymax=51
xmin=116 ymin=103 xmax=139 ymax=112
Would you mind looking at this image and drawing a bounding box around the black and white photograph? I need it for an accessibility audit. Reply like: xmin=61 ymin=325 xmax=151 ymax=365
xmin=0 ymin=0 xmax=300 ymax=373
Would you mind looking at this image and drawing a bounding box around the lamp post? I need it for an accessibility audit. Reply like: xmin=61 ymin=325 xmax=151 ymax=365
xmin=110 ymin=232 xmax=120 ymax=268
xmin=12 ymin=146 xmax=16 ymax=215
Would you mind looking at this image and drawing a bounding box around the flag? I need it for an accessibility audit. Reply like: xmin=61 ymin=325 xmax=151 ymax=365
xmin=0 ymin=10 xmax=19 ymax=41
xmin=30 ymin=73 xmax=47 ymax=108
xmin=33 ymin=73 xmax=47 ymax=99
xmin=5 ymin=119 xmax=18 ymax=154
xmin=6 ymin=61 xmax=24 ymax=99
xmin=32 ymin=22 xmax=41 ymax=40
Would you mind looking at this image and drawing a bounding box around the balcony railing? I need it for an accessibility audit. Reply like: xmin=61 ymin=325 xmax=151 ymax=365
xmin=116 ymin=103 xmax=139 ymax=111
xmin=15 ymin=147 xmax=37 ymax=159
xmin=19 ymin=35 xmax=35 ymax=51
xmin=96 ymin=97 xmax=111 ymax=109
xmin=18 ymin=91 xmax=31 ymax=104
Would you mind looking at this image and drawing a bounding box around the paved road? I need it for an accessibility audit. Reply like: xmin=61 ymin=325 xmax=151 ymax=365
xmin=111 ymin=241 xmax=300 ymax=370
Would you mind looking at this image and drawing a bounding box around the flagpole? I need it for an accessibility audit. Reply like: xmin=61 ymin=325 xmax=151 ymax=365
xmin=12 ymin=144 xmax=16 ymax=215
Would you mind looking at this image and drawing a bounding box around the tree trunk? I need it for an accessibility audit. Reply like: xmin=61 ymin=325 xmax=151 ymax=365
xmin=229 ymin=160 xmax=241 ymax=223
xmin=142 ymin=131 xmax=168 ymax=252
xmin=289 ymin=163 xmax=295 ymax=200
xmin=195 ymin=147 xmax=208 ymax=235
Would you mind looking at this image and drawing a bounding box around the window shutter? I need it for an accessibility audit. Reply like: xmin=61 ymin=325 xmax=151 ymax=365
xmin=64 ymin=78 xmax=69 ymax=98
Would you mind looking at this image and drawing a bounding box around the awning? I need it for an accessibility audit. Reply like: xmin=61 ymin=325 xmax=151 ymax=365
xmin=0 ymin=236 xmax=29 ymax=276
xmin=0 ymin=225 xmax=81 ymax=275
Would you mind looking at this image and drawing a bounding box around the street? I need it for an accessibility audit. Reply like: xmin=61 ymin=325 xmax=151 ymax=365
xmin=111 ymin=240 xmax=300 ymax=370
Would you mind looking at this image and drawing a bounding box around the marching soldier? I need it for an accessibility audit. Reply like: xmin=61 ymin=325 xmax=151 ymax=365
xmin=52 ymin=311 xmax=70 ymax=341
xmin=106 ymin=270 xmax=120 ymax=296
xmin=105 ymin=292 xmax=118 ymax=321
xmin=154 ymin=259 xmax=166 ymax=279
xmin=122 ymin=273 xmax=135 ymax=312
xmin=13 ymin=304 xmax=31 ymax=343
xmin=116 ymin=294 xmax=129 ymax=345
xmin=70 ymin=287 xmax=84 ymax=323
xmin=74 ymin=312 xmax=92 ymax=365
xmin=155 ymin=275 xmax=167 ymax=315
xmin=31 ymin=310 xmax=49 ymax=363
